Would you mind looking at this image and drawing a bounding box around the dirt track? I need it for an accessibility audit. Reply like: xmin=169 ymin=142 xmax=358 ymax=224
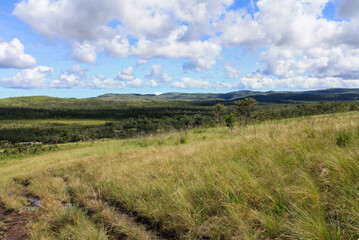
xmin=0 ymin=200 xmax=30 ymax=240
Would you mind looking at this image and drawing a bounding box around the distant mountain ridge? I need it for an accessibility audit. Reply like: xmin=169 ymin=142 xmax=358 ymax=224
xmin=96 ymin=88 xmax=359 ymax=103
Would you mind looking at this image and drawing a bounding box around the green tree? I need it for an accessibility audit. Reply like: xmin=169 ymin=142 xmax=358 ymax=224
xmin=213 ymin=103 xmax=226 ymax=124
xmin=225 ymin=113 xmax=235 ymax=130
xmin=234 ymin=97 xmax=258 ymax=125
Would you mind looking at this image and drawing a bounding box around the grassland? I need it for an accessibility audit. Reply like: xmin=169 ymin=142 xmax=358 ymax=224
xmin=0 ymin=111 xmax=358 ymax=239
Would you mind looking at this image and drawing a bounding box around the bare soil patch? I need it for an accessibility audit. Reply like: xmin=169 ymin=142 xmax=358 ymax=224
xmin=0 ymin=200 xmax=30 ymax=240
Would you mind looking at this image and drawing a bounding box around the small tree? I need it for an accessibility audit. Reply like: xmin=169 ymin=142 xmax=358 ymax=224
xmin=213 ymin=103 xmax=226 ymax=124
xmin=234 ymin=97 xmax=258 ymax=125
xmin=225 ymin=113 xmax=235 ymax=130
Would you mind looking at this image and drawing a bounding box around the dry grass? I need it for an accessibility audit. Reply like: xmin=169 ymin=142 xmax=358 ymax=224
xmin=0 ymin=112 xmax=359 ymax=239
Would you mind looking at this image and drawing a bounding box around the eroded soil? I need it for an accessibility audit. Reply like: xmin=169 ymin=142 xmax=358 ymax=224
xmin=0 ymin=200 xmax=30 ymax=240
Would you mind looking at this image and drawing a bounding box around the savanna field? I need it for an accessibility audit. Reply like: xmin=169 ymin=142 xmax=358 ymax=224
xmin=2 ymin=0 xmax=359 ymax=239
xmin=0 ymin=112 xmax=358 ymax=239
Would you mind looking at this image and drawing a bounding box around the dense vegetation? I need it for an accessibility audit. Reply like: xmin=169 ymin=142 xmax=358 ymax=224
xmin=1 ymin=91 xmax=359 ymax=239
xmin=0 ymin=112 xmax=358 ymax=239
xmin=1 ymin=95 xmax=359 ymax=160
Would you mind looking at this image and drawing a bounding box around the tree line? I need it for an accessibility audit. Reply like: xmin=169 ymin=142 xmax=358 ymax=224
xmin=1 ymin=100 xmax=359 ymax=153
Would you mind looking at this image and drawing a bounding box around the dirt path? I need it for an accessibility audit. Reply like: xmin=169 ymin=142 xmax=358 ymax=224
xmin=0 ymin=200 xmax=30 ymax=240
xmin=111 ymin=205 xmax=173 ymax=240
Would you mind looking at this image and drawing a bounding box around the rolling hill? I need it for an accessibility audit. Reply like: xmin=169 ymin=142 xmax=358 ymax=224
xmin=96 ymin=88 xmax=359 ymax=103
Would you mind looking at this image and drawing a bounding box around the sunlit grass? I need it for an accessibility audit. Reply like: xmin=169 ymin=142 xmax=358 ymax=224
xmin=0 ymin=112 xmax=359 ymax=239
xmin=0 ymin=119 xmax=108 ymax=129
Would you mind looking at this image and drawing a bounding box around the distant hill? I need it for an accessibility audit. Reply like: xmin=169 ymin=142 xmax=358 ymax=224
xmin=1 ymin=89 xmax=359 ymax=107
xmin=96 ymin=88 xmax=359 ymax=103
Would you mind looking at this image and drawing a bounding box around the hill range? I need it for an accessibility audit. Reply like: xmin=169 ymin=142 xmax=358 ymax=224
xmin=1 ymin=88 xmax=359 ymax=107
xmin=96 ymin=88 xmax=359 ymax=103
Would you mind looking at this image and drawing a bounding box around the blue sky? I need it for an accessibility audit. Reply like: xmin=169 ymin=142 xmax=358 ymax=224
xmin=0 ymin=0 xmax=358 ymax=98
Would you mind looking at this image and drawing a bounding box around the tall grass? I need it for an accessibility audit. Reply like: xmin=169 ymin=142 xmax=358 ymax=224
xmin=0 ymin=112 xmax=358 ymax=239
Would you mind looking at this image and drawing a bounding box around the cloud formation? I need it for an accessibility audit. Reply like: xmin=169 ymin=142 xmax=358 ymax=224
xmin=0 ymin=66 xmax=53 ymax=88
xmin=0 ymin=38 xmax=36 ymax=69
xmin=0 ymin=65 xmax=142 ymax=89
xmin=234 ymin=73 xmax=359 ymax=90
xmin=145 ymin=64 xmax=172 ymax=84
xmin=8 ymin=0 xmax=359 ymax=90
xmin=13 ymin=0 xmax=226 ymax=72
xmin=117 ymin=66 xmax=135 ymax=81
xmin=225 ymin=64 xmax=242 ymax=79
xmin=171 ymin=77 xmax=212 ymax=89
xmin=72 ymin=42 xmax=97 ymax=63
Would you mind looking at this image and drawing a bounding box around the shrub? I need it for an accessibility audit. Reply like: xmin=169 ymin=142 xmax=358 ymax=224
xmin=225 ymin=113 xmax=235 ymax=129
xmin=179 ymin=136 xmax=188 ymax=144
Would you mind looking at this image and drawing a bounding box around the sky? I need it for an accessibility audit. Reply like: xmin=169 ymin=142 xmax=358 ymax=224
xmin=0 ymin=0 xmax=359 ymax=98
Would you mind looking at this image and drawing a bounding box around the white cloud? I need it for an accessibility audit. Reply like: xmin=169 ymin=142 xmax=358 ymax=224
xmin=13 ymin=0 xmax=224 ymax=71
xmin=99 ymin=35 xmax=130 ymax=58
xmin=146 ymin=79 xmax=159 ymax=88
xmin=13 ymin=0 xmax=232 ymax=41
xmin=11 ymin=0 xmax=359 ymax=87
xmin=72 ymin=42 xmax=97 ymax=63
xmin=0 ymin=64 xmax=144 ymax=89
xmin=225 ymin=64 xmax=242 ymax=79
xmin=89 ymin=75 xmax=126 ymax=89
xmin=0 ymin=65 xmax=53 ymax=89
xmin=49 ymin=73 xmax=85 ymax=88
xmin=126 ymin=78 xmax=142 ymax=88
xmin=234 ymin=73 xmax=359 ymax=90
xmin=116 ymin=66 xmax=142 ymax=88
xmin=213 ymin=0 xmax=359 ymax=83
xmin=68 ymin=64 xmax=88 ymax=76
xmin=171 ymin=77 xmax=212 ymax=89
xmin=136 ymin=58 xmax=148 ymax=65
xmin=133 ymin=27 xmax=222 ymax=72
xmin=117 ymin=66 xmax=135 ymax=81
xmin=13 ymin=0 xmax=119 ymax=41
xmin=0 ymin=38 xmax=36 ymax=69
xmin=145 ymin=64 xmax=172 ymax=83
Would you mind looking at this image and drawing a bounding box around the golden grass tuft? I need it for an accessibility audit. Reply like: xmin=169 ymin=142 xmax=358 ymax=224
xmin=0 ymin=112 xmax=359 ymax=239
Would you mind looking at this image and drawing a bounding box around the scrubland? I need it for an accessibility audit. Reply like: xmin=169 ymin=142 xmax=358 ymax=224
xmin=0 ymin=112 xmax=358 ymax=239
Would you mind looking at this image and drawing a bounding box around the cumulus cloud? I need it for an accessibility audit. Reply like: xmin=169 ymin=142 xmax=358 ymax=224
xmin=0 ymin=64 xmax=143 ymax=89
xmin=116 ymin=66 xmax=142 ymax=88
xmin=72 ymin=42 xmax=97 ymax=63
xmin=89 ymin=75 xmax=126 ymax=89
xmin=99 ymin=35 xmax=130 ymax=58
xmin=0 ymin=65 xmax=53 ymax=89
xmin=13 ymin=0 xmax=119 ymax=41
xmin=13 ymin=0 xmax=225 ymax=71
xmin=217 ymin=0 xmax=359 ymax=82
xmin=126 ymin=78 xmax=142 ymax=88
xmin=13 ymin=0 xmax=232 ymax=41
xmin=117 ymin=66 xmax=135 ymax=81
xmin=225 ymin=64 xmax=242 ymax=79
xmin=171 ymin=77 xmax=212 ymax=89
xmin=170 ymin=77 xmax=230 ymax=90
xmin=11 ymin=0 xmax=359 ymax=89
xmin=146 ymin=80 xmax=159 ymax=88
xmin=0 ymin=38 xmax=36 ymax=69
xmin=145 ymin=64 xmax=172 ymax=83
xmin=68 ymin=64 xmax=88 ymax=76
xmin=234 ymin=73 xmax=359 ymax=90
xmin=49 ymin=73 xmax=85 ymax=88
xmin=133 ymin=27 xmax=222 ymax=72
